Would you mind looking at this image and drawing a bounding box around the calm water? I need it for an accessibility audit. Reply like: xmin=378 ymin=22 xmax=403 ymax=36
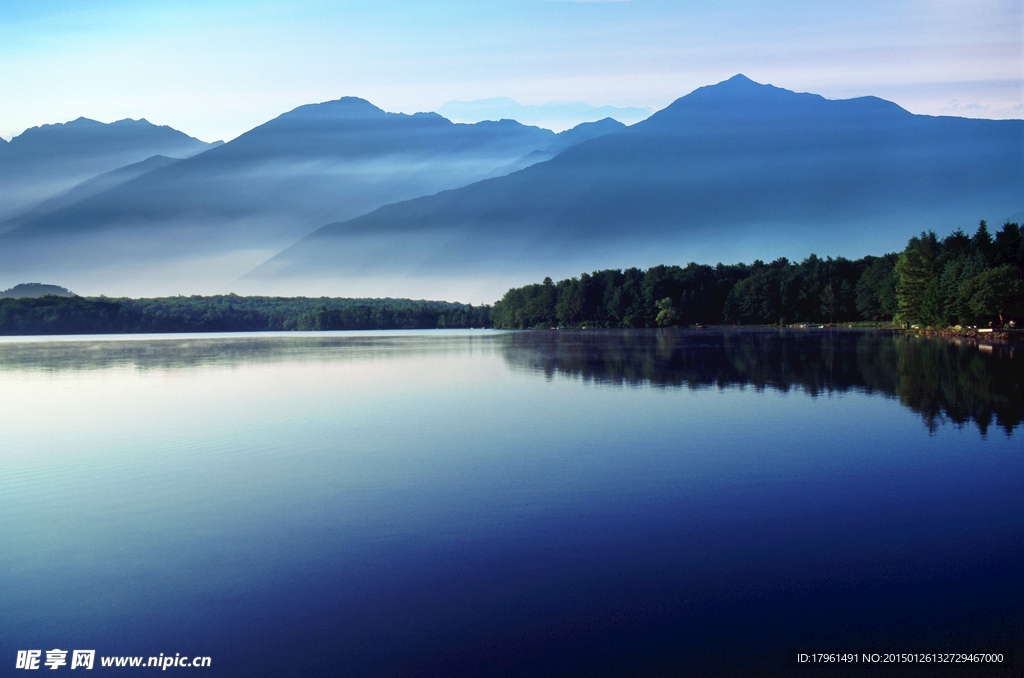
xmin=1 ymin=329 xmax=1020 ymax=677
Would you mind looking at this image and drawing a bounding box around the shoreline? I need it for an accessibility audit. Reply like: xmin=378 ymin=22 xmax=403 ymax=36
xmin=910 ymin=327 xmax=1024 ymax=344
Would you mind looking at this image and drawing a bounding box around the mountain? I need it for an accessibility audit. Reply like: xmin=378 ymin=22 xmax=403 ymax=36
xmin=478 ymin=118 xmax=627 ymax=178
xmin=245 ymin=75 xmax=1023 ymax=301
xmin=1 ymin=155 xmax=182 ymax=232
xmin=0 ymin=117 xmax=216 ymax=222
xmin=0 ymin=283 xmax=75 ymax=298
xmin=437 ymin=98 xmax=651 ymax=130
xmin=0 ymin=99 xmax=626 ymax=296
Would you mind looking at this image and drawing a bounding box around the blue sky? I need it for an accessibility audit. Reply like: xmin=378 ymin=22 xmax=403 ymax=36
xmin=2 ymin=0 xmax=1021 ymax=142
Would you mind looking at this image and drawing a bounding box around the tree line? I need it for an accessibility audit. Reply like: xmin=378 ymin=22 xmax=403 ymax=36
xmin=2 ymin=220 xmax=1020 ymax=335
xmin=0 ymin=294 xmax=491 ymax=335
xmin=894 ymin=221 xmax=1023 ymax=327
xmin=492 ymin=221 xmax=1023 ymax=329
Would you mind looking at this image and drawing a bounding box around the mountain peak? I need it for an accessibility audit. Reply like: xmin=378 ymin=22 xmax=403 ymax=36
xmin=111 ymin=118 xmax=154 ymax=127
xmin=7 ymin=116 xmax=208 ymax=152
xmin=691 ymin=74 xmax=803 ymax=101
xmin=640 ymin=75 xmax=915 ymax=130
xmin=725 ymin=73 xmax=756 ymax=84
xmin=66 ymin=117 xmax=106 ymax=128
xmin=278 ymin=97 xmax=387 ymax=123
xmin=226 ymin=98 xmax=393 ymax=147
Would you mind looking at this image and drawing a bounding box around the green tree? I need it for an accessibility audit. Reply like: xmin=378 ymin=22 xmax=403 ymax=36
xmin=938 ymin=251 xmax=987 ymax=325
xmin=654 ymin=297 xmax=680 ymax=326
xmin=972 ymin=220 xmax=993 ymax=260
xmin=555 ymin=277 xmax=583 ymax=326
xmin=895 ymin=231 xmax=942 ymax=326
xmin=960 ymin=265 xmax=1024 ymax=327
xmin=820 ymin=282 xmax=837 ymax=324
xmin=992 ymin=222 xmax=1023 ymax=268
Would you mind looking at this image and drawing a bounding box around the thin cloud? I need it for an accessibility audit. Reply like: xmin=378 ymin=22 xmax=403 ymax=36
xmin=944 ymin=99 xmax=990 ymax=112
xmin=941 ymin=98 xmax=1024 ymax=119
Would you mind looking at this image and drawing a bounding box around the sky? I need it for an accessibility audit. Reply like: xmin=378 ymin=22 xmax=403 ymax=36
xmin=1 ymin=0 xmax=1021 ymax=143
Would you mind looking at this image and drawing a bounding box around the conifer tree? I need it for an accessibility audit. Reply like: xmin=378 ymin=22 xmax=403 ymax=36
xmin=895 ymin=231 xmax=942 ymax=326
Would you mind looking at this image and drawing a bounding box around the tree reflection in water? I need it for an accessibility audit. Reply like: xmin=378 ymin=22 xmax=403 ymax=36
xmin=499 ymin=328 xmax=1022 ymax=437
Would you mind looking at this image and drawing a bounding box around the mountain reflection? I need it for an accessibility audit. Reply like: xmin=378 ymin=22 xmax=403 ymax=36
xmin=497 ymin=329 xmax=1023 ymax=437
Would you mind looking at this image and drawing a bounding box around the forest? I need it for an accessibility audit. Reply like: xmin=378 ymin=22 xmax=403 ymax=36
xmin=1 ymin=220 xmax=1020 ymax=335
xmin=491 ymin=221 xmax=1024 ymax=329
xmin=0 ymin=294 xmax=490 ymax=335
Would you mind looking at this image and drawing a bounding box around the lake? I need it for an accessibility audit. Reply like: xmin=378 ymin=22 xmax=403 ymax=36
xmin=1 ymin=328 xmax=1020 ymax=676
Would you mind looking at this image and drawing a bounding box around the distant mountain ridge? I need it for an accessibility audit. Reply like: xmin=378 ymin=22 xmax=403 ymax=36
xmin=0 ymin=98 xmax=627 ymax=295
xmin=437 ymin=98 xmax=651 ymax=130
xmin=0 ymin=117 xmax=217 ymax=222
xmin=1 ymin=76 xmax=1020 ymax=302
xmin=4 ymin=117 xmax=210 ymax=160
xmin=246 ymin=75 xmax=1023 ymax=300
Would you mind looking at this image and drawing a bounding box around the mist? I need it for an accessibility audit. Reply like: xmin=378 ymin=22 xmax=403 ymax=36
xmin=3 ymin=78 xmax=1020 ymax=304
xmin=241 ymin=76 xmax=1021 ymax=300
xmin=0 ymin=101 xmax=630 ymax=300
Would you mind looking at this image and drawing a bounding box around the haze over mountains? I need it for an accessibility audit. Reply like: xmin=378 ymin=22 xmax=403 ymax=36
xmin=250 ymin=75 xmax=1023 ymax=300
xmin=437 ymin=98 xmax=651 ymax=131
xmin=2 ymin=75 xmax=1021 ymax=302
xmin=0 ymin=117 xmax=216 ymax=223
xmin=0 ymin=100 xmax=622 ymax=296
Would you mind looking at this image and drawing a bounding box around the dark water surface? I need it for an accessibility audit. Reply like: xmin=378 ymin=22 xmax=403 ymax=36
xmin=1 ymin=329 xmax=1020 ymax=677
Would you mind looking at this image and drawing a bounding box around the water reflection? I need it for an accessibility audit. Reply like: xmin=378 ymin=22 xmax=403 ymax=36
xmin=0 ymin=330 xmax=493 ymax=372
xmin=1 ymin=328 xmax=1019 ymax=677
xmin=1 ymin=328 xmax=1019 ymax=436
xmin=498 ymin=329 xmax=1023 ymax=436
